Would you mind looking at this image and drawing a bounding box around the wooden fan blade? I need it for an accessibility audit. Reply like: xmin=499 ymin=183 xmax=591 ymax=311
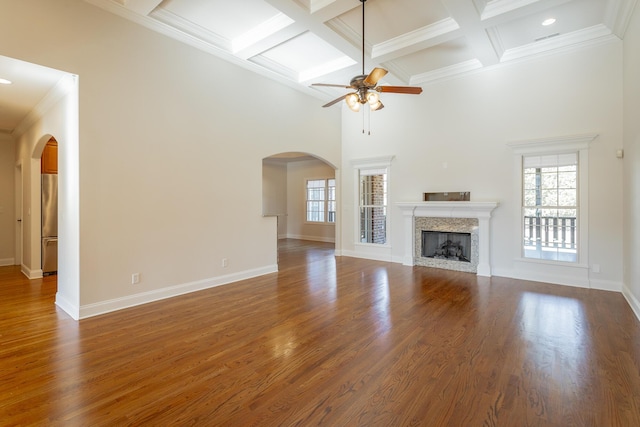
xmin=312 ymin=83 xmax=352 ymax=89
xmin=322 ymin=94 xmax=348 ymax=108
xmin=363 ymin=67 xmax=388 ymax=86
xmin=378 ymin=85 xmax=423 ymax=94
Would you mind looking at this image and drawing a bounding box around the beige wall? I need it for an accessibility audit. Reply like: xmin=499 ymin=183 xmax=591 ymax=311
xmin=0 ymin=134 xmax=15 ymax=265
xmin=341 ymin=38 xmax=625 ymax=291
xmin=623 ymin=3 xmax=640 ymax=317
xmin=1 ymin=0 xmax=341 ymax=318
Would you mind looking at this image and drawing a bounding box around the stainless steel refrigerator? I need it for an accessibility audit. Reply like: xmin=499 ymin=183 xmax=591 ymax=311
xmin=41 ymin=174 xmax=58 ymax=275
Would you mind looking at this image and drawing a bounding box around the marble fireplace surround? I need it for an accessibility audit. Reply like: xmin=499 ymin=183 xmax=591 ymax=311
xmin=396 ymin=202 xmax=499 ymax=276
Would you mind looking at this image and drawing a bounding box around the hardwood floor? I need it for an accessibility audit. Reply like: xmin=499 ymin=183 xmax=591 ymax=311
xmin=1 ymin=239 xmax=640 ymax=426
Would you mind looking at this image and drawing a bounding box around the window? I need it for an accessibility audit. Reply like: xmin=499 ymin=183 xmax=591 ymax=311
xmin=509 ymin=134 xmax=594 ymax=266
xmin=306 ymin=178 xmax=335 ymax=223
xmin=352 ymin=156 xmax=394 ymax=247
xmin=359 ymin=168 xmax=387 ymax=244
xmin=523 ymin=153 xmax=578 ymax=262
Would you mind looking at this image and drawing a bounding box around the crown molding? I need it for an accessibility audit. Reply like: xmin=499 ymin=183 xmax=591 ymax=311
xmin=501 ymin=24 xmax=614 ymax=63
xmin=605 ymin=0 xmax=639 ymax=38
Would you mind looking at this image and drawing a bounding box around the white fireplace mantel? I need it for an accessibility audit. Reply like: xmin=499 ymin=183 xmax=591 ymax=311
xmin=396 ymin=201 xmax=499 ymax=276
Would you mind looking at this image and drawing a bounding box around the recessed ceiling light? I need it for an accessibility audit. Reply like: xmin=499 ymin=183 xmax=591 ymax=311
xmin=0 ymin=78 xmax=12 ymax=85
xmin=542 ymin=18 xmax=556 ymax=26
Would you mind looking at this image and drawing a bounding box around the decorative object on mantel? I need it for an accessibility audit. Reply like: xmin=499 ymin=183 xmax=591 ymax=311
xmin=423 ymin=192 xmax=470 ymax=202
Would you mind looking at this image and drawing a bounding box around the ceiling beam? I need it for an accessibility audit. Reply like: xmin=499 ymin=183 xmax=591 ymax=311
xmin=443 ymin=0 xmax=500 ymax=66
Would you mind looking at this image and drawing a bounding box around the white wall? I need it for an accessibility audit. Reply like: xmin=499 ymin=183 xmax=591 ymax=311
xmin=262 ymin=160 xmax=288 ymax=238
xmin=286 ymin=159 xmax=336 ymax=242
xmin=341 ymin=39 xmax=625 ymax=290
xmin=623 ymin=3 xmax=640 ymax=317
xmin=1 ymin=0 xmax=341 ymax=318
xmin=0 ymin=134 xmax=15 ymax=265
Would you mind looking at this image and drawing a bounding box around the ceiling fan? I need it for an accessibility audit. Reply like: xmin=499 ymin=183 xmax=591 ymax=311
xmin=312 ymin=0 xmax=423 ymax=112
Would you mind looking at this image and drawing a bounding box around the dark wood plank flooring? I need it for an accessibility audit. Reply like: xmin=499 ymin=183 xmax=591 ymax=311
xmin=1 ymin=239 xmax=639 ymax=426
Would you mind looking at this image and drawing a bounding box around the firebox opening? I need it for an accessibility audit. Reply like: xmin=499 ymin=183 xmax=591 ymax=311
xmin=422 ymin=231 xmax=471 ymax=262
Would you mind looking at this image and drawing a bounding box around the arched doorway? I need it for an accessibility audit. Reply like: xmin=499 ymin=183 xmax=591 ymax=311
xmin=22 ymin=72 xmax=80 ymax=320
xmin=262 ymin=152 xmax=340 ymax=265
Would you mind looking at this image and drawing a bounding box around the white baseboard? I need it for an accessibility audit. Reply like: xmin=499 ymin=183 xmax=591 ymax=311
xmin=21 ymin=264 xmax=43 ymax=279
xmin=78 ymin=264 xmax=278 ymax=319
xmin=55 ymin=293 xmax=80 ymax=320
xmin=341 ymin=249 xmax=393 ymax=263
xmin=492 ymin=267 xmax=623 ymax=292
xmin=492 ymin=267 xmax=590 ymax=288
xmin=286 ymin=234 xmax=335 ymax=243
xmin=622 ymin=285 xmax=640 ymax=322
xmin=589 ymin=278 xmax=623 ymax=292
xmin=0 ymin=258 xmax=15 ymax=266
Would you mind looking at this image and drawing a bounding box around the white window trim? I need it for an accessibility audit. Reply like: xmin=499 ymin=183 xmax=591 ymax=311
xmin=304 ymin=176 xmax=336 ymax=225
xmin=507 ymin=133 xmax=596 ymax=267
xmin=351 ymin=155 xmax=395 ymax=248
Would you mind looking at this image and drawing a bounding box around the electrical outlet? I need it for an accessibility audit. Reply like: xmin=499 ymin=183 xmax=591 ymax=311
xmin=222 ymin=258 xmax=228 ymax=268
xmin=131 ymin=273 xmax=140 ymax=284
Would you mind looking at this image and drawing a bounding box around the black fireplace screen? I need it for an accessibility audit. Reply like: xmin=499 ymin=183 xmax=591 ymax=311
xmin=422 ymin=231 xmax=471 ymax=262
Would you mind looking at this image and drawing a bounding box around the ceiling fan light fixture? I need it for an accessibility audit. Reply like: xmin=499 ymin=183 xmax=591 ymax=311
xmin=366 ymin=91 xmax=379 ymax=105
xmin=346 ymin=93 xmax=361 ymax=112
xmin=369 ymin=100 xmax=382 ymax=111
xmin=366 ymin=91 xmax=382 ymax=110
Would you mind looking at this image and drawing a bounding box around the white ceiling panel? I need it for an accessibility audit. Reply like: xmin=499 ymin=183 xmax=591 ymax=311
xmin=258 ymin=31 xmax=356 ymax=81
xmin=496 ymin=0 xmax=605 ymax=49
xmin=330 ymin=0 xmax=452 ymax=45
xmin=158 ymin=0 xmax=286 ymax=41
xmin=390 ymin=36 xmax=478 ymax=77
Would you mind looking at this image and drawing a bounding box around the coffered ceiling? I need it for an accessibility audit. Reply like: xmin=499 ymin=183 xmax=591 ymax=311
xmin=86 ymin=0 xmax=636 ymax=102
xmin=0 ymin=0 xmax=636 ymax=135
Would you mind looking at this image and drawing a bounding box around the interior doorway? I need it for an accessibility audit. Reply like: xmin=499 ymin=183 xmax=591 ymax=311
xmin=262 ymin=152 xmax=339 ymax=267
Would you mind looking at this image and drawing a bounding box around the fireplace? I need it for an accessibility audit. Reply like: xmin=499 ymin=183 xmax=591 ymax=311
xmin=413 ymin=217 xmax=479 ymax=273
xmin=396 ymin=202 xmax=499 ymax=276
xmin=422 ymin=231 xmax=471 ymax=262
